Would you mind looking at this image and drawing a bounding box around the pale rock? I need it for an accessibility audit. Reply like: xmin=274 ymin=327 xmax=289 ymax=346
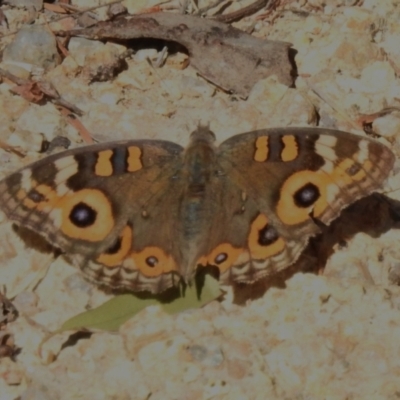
xmin=359 ymin=61 xmax=396 ymax=94
xmin=70 ymin=0 xmax=109 ymax=21
xmin=3 ymin=25 xmax=60 ymax=70
xmin=372 ymin=113 xmax=400 ymax=138
xmin=123 ymin=0 xmax=153 ymax=14
xmin=6 ymin=0 xmax=42 ymax=10
xmin=340 ymin=6 xmax=374 ymax=32
xmin=6 ymin=131 xmax=44 ymax=153
xmin=247 ymin=77 xmax=288 ymax=115
xmin=267 ymin=89 xmax=317 ymax=126
xmin=178 ymin=76 xmax=215 ymax=98
xmin=14 ymin=103 xmax=63 ymax=141
xmin=134 ymin=49 xmax=159 ymax=63
xmin=68 ymin=37 xmax=104 ymax=67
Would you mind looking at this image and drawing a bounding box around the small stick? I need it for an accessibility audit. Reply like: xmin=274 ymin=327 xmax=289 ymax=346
xmin=213 ymin=0 xmax=269 ymax=23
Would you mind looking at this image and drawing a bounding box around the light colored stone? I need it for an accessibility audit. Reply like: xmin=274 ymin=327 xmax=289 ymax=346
xmin=3 ymin=25 xmax=60 ymax=69
xmin=6 ymin=0 xmax=42 ymax=10
xmin=359 ymin=61 xmax=396 ymax=94
xmin=373 ymin=113 xmax=400 ymax=138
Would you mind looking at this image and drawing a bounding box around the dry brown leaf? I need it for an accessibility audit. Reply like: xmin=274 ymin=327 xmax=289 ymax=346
xmin=57 ymin=12 xmax=293 ymax=98
xmin=10 ymin=82 xmax=45 ymax=103
xmin=44 ymin=3 xmax=69 ymax=14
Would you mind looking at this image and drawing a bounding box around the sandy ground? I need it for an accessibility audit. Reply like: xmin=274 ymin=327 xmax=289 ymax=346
xmin=1 ymin=0 xmax=400 ymax=399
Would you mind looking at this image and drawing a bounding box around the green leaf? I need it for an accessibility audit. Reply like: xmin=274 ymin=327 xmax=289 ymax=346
xmin=59 ymin=275 xmax=221 ymax=332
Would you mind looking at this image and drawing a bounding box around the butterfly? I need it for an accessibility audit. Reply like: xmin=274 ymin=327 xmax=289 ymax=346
xmin=0 ymin=126 xmax=394 ymax=293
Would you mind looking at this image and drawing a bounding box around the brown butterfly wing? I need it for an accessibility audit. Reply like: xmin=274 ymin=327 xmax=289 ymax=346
xmin=196 ymin=127 xmax=394 ymax=284
xmin=0 ymin=140 xmax=187 ymax=293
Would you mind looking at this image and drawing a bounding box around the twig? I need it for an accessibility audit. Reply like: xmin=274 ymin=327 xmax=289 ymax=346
xmin=195 ymin=0 xmax=229 ymax=15
xmin=57 ymin=106 xmax=93 ymax=144
xmin=0 ymin=68 xmax=83 ymax=116
xmin=0 ymin=67 xmax=27 ymax=85
xmin=357 ymin=107 xmax=400 ymax=126
xmin=0 ymin=0 xmax=124 ymax=39
xmin=52 ymin=2 xmax=80 ymax=12
xmin=213 ymin=0 xmax=269 ymax=23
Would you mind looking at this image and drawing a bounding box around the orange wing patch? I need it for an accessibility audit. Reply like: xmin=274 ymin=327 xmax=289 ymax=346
xmin=127 ymin=146 xmax=143 ymax=172
xmin=97 ymin=225 xmax=133 ymax=267
xmin=197 ymin=243 xmax=247 ymax=274
xmin=276 ymin=170 xmax=328 ymax=225
xmin=248 ymin=214 xmax=285 ymax=259
xmin=56 ymin=189 xmax=115 ymax=241
xmin=254 ymin=136 xmax=269 ymax=162
xmin=276 ymin=155 xmax=374 ymax=225
xmin=334 ymin=158 xmax=372 ymax=184
xmin=16 ymin=178 xmax=115 ymax=242
xmin=281 ymin=135 xmax=299 ymax=162
xmin=126 ymin=247 xmax=178 ymax=277
xmin=95 ymin=150 xmax=114 ymax=177
xmin=17 ymin=182 xmax=57 ymax=211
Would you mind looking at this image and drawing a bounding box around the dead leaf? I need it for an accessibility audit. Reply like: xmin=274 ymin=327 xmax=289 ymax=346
xmin=44 ymin=3 xmax=69 ymax=14
xmin=57 ymin=12 xmax=293 ymax=98
xmin=10 ymin=81 xmax=45 ymax=103
xmin=57 ymin=275 xmax=221 ymax=332
xmin=0 ymin=68 xmax=83 ymax=115
xmin=55 ymin=35 xmax=70 ymax=58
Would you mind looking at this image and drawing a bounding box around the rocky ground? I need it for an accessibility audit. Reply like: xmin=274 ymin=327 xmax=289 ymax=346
xmin=1 ymin=0 xmax=400 ymax=399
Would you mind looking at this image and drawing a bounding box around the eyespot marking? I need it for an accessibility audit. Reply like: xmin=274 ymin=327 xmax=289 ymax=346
xmin=97 ymin=225 xmax=133 ymax=267
xmin=127 ymin=247 xmax=177 ymax=277
xmin=58 ymin=189 xmax=114 ymax=241
xmin=248 ymin=214 xmax=285 ymax=259
xmin=27 ymin=189 xmax=45 ymax=203
xmin=70 ymin=202 xmax=97 ymax=227
xmin=276 ymin=171 xmax=329 ymax=225
xmin=258 ymin=222 xmax=279 ymax=246
xmin=334 ymin=158 xmax=372 ymax=184
xmin=17 ymin=183 xmax=57 ymax=212
xmin=146 ymin=256 xmax=158 ymax=267
xmin=293 ymin=183 xmax=320 ymax=208
xmin=276 ymin=155 xmax=374 ymax=225
xmin=197 ymin=243 xmax=247 ymax=274
xmin=215 ymin=252 xmax=228 ymax=264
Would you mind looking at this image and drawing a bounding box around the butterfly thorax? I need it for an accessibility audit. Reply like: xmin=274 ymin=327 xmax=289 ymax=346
xmin=183 ymin=127 xmax=217 ymax=196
